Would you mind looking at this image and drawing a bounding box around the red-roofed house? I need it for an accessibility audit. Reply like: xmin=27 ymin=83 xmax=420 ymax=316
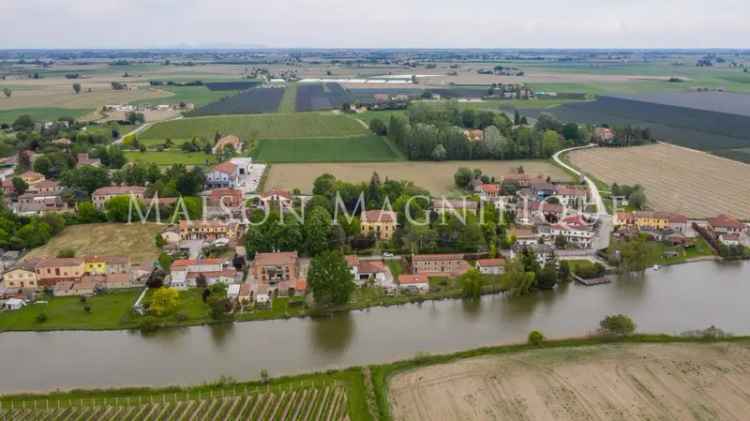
xmin=206 ymin=161 xmax=239 ymax=188
xmin=476 ymin=258 xmax=506 ymax=275
xmin=77 ymin=153 xmax=102 ymax=168
xmin=708 ymin=214 xmax=746 ymax=235
xmin=169 ymin=258 xmax=234 ymax=288
xmin=398 ymin=273 xmax=429 ymax=292
xmin=92 ymin=185 xmax=146 ymax=208
xmin=360 ymin=210 xmax=398 ymax=240
xmin=411 ymin=254 xmax=470 ymax=277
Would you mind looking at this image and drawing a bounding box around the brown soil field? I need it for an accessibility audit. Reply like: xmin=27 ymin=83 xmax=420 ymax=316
xmin=0 ymin=79 xmax=165 ymax=110
xmin=567 ymin=143 xmax=750 ymax=220
xmin=24 ymin=223 xmax=164 ymax=265
xmin=390 ymin=342 xmax=750 ymax=421
xmin=265 ymin=161 xmax=571 ymax=195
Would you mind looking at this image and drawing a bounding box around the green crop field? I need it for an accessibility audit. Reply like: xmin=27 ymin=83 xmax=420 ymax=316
xmin=253 ymin=135 xmax=403 ymax=163
xmin=140 ymin=113 xmax=368 ymax=141
xmin=0 ymin=107 xmax=91 ymax=124
xmin=124 ymin=150 xmax=216 ymax=167
xmin=130 ymin=86 xmax=240 ymax=108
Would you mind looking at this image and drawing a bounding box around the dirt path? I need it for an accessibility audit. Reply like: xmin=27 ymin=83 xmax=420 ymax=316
xmin=390 ymin=342 xmax=750 ymax=421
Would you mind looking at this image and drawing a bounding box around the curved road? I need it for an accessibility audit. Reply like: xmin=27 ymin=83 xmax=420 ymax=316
xmin=552 ymin=144 xmax=612 ymax=250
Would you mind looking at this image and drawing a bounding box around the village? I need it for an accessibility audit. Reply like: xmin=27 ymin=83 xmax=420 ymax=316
xmin=2 ymin=135 xmax=748 ymax=319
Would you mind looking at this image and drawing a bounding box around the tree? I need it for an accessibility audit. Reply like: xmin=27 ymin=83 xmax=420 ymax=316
xmin=536 ymin=260 xmax=558 ymax=289
xmin=431 ymin=144 xmax=447 ymax=161
xmin=195 ymin=274 xmax=208 ymax=289
xmin=599 ymin=314 xmax=636 ymax=336
xmin=562 ymin=123 xmax=581 ymax=142
xmin=2 ymin=88 xmax=10 ymax=98
xmin=158 ymin=253 xmax=173 ymax=272
xmin=308 ymin=250 xmax=355 ymax=307
xmin=542 ymin=130 xmax=561 ymax=157
xmin=72 ymin=83 xmax=81 ymax=94
xmin=304 ymin=206 xmax=333 ymax=256
xmin=369 ymin=118 xmax=387 ymax=136
xmin=150 ymin=287 xmax=180 ymax=316
xmin=104 ymin=196 xmax=136 ymax=223
xmin=32 ymin=155 xmax=52 ymax=177
xmin=528 ymin=330 xmax=545 ymax=346
xmin=75 ymin=201 xmax=103 ymax=223
xmin=454 ymin=167 xmax=473 ymax=189
xmin=558 ymin=260 xmax=572 ymax=283
xmin=535 ymin=112 xmax=562 ymax=132
xmin=57 ymin=248 xmax=76 ymax=258
xmin=61 ymin=165 xmax=111 ymax=196
xmin=501 ymin=257 xmax=536 ymax=296
xmin=11 ymin=177 xmax=28 ymax=196
xmin=312 ymin=173 xmax=337 ymax=198
xmin=460 ymin=269 xmax=483 ymax=300
xmin=12 ymin=115 xmax=34 ymax=132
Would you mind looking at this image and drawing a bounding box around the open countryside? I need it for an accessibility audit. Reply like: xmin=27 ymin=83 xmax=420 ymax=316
xmin=254 ymin=135 xmax=403 ymax=163
xmin=266 ymin=160 xmax=572 ymax=194
xmin=390 ymin=342 xmax=750 ymax=421
xmin=567 ymin=143 xmax=750 ymax=219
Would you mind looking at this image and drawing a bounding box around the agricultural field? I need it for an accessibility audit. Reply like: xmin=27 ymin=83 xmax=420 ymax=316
xmin=389 ymin=342 xmax=750 ymax=421
xmin=140 ymin=113 xmax=368 ymax=141
xmin=130 ymin=86 xmax=241 ymax=108
xmin=254 ymin=135 xmax=403 ymax=163
xmin=277 ymin=82 xmax=298 ymax=113
xmin=23 ymin=223 xmax=164 ymax=265
xmin=265 ymin=160 xmax=571 ymax=195
xmin=0 ymin=384 xmax=351 ymax=420
xmin=204 ymin=81 xmax=262 ymax=91
xmin=0 ymin=107 xmax=91 ymax=124
xmin=124 ymin=150 xmax=216 ymax=167
xmin=190 ymin=87 xmax=285 ymax=116
xmin=296 ymin=83 xmax=353 ymax=112
xmin=524 ymin=94 xmax=750 ymax=162
xmin=567 ymin=143 xmax=750 ymax=219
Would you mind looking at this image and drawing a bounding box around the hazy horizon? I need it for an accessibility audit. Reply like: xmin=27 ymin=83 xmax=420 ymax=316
xmin=2 ymin=0 xmax=748 ymax=50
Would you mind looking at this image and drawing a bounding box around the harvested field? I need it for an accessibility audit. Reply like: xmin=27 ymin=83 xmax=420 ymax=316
xmin=567 ymin=143 xmax=750 ymax=219
xmin=390 ymin=342 xmax=750 ymax=421
xmin=266 ymin=160 xmax=570 ymax=195
xmin=24 ymin=223 xmax=164 ymax=265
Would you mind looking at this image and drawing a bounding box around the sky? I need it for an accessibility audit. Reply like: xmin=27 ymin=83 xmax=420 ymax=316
xmin=1 ymin=0 xmax=749 ymax=49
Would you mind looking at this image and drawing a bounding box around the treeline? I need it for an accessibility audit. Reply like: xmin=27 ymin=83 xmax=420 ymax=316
xmin=369 ymin=102 xmax=586 ymax=161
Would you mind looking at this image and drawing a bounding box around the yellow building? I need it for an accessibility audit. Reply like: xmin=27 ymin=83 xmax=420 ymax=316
xmin=84 ymin=256 xmax=108 ymax=274
xmin=2 ymin=267 xmax=38 ymax=289
xmin=360 ymin=210 xmax=398 ymax=240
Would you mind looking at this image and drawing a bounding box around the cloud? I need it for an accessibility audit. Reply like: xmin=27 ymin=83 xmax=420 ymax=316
xmin=1 ymin=0 xmax=748 ymax=48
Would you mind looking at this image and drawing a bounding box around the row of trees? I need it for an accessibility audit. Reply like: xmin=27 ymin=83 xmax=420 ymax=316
xmin=370 ymin=103 xmax=575 ymax=161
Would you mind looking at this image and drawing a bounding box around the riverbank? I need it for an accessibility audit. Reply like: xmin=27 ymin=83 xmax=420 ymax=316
xmin=2 ymin=334 xmax=749 ymax=421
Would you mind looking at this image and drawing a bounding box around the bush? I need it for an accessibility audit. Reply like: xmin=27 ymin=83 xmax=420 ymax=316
xmin=57 ymin=248 xmax=76 ymax=258
xmin=175 ymin=312 xmax=188 ymax=322
xmin=137 ymin=316 xmax=160 ymax=333
xmin=83 ymin=304 xmax=92 ymax=313
xmin=36 ymin=313 xmax=48 ymax=323
xmin=528 ymin=330 xmax=545 ymax=346
xmin=599 ymin=314 xmax=636 ymax=336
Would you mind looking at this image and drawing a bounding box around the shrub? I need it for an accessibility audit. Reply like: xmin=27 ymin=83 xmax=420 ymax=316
xmin=599 ymin=314 xmax=636 ymax=336
xmin=36 ymin=313 xmax=48 ymax=323
xmin=528 ymin=330 xmax=545 ymax=346
xmin=175 ymin=312 xmax=188 ymax=322
xmin=137 ymin=316 xmax=160 ymax=333
xmin=57 ymin=248 xmax=76 ymax=258
xmin=83 ymin=304 xmax=92 ymax=313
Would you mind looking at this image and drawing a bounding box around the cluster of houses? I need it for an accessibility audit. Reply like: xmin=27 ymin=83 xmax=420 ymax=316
xmin=614 ymin=210 xmax=749 ymax=248
xmin=704 ymin=214 xmax=748 ymax=247
xmin=0 ymin=255 xmax=148 ymax=310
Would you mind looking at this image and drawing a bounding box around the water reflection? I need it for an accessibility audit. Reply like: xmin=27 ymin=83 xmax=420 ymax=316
xmin=209 ymin=322 xmax=235 ymax=347
xmin=309 ymin=313 xmax=354 ymax=354
xmin=461 ymin=299 xmax=482 ymax=320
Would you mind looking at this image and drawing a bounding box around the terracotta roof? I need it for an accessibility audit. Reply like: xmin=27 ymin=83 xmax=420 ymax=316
xmin=556 ymin=185 xmax=587 ymax=196
xmin=708 ymin=214 xmax=744 ymax=229
xmin=254 ymin=251 xmax=298 ymax=266
xmin=399 ymin=274 xmax=429 ymax=285
xmin=212 ymin=161 xmax=237 ymax=175
xmin=171 ymin=258 xmax=225 ymax=268
xmin=185 ymin=269 xmax=237 ymax=279
xmin=34 ymin=257 xmax=83 ymax=268
xmin=361 ymin=210 xmax=397 ymax=223
xmin=239 ymin=283 xmax=252 ymax=296
xmin=480 ymin=184 xmax=500 ymax=194
xmin=359 ymin=260 xmax=386 ymax=274
xmin=93 ymin=186 xmax=146 ymax=196
xmin=476 ymin=258 xmax=505 ymax=267
xmin=295 ymin=278 xmax=307 ymax=291
xmin=345 ymin=255 xmax=360 ymax=267
xmin=412 ymin=254 xmax=464 ymax=262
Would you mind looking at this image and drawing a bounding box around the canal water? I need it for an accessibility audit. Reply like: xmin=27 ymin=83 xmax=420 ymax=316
xmin=1 ymin=260 xmax=748 ymax=393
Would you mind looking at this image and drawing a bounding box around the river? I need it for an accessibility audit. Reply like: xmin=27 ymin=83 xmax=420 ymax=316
xmin=1 ymin=260 xmax=748 ymax=394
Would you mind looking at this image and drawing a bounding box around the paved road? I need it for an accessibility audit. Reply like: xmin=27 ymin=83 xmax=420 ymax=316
xmin=552 ymin=144 xmax=612 ymax=250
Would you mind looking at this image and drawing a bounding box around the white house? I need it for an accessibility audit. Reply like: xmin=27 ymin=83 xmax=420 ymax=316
xmin=227 ymin=283 xmax=241 ymax=300
xmin=398 ymin=274 xmax=429 ymax=293
xmin=2 ymin=298 xmax=25 ymax=310
xmin=476 ymin=258 xmax=505 ymax=275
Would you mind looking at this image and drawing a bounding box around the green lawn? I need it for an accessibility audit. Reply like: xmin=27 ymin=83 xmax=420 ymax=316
xmin=277 ymin=82 xmax=297 ymax=113
xmin=253 ymin=135 xmax=403 ymax=163
xmin=0 ymin=289 xmax=140 ymax=332
xmin=140 ymin=112 xmax=369 ymax=141
xmin=129 ymin=86 xmax=241 ymax=108
xmin=124 ymin=150 xmax=216 ymax=167
xmin=0 ymin=107 xmax=92 ymax=124
xmin=140 ymin=288 xmax=211 ymax=323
